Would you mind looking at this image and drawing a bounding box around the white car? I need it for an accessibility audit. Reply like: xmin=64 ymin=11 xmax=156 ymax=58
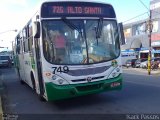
xmin=140 ymin=60 xmax=148 ymax=68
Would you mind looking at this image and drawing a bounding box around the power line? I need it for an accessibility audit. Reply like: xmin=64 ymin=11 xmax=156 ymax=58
xmin=139 ymin=0 xmax=150 ymax=12
xmin=123 ymin=1 xmax=160 ymax=24
xmin=123 ymin=12 xmax=148 ymax=23
xmin=138 ymin=0 xmax=149 ymax=19
xmin=139 ymin=0 xmax=160 ymax=18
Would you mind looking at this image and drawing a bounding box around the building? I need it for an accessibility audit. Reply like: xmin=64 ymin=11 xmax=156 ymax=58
xmin=121 ymin=0 xmax=160 ymax=59
xmin=150 ymin=0 xmax=160 ymax=52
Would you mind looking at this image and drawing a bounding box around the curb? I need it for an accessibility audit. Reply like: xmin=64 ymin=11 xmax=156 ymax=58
xmin=123 ymin=67 xmax=160 ymax=75
xmin=134 ymin=68 xmax=160 ymax=74
xmin=0 ymin=97 xmax=3 ymax=119
xmin=0 ymin=72 xmax=3 ymax=120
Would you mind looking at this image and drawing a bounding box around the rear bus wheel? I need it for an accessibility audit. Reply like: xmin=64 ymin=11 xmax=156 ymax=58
xmin=20 ymin=80 xmax=25 ymax=85
xmin=38 ymin=94 xmax=46 ymax=102
xmin=17 ymin=68 xmax=25 ymax=85
xmin=31 ymin=72 xmax=36 ymax=91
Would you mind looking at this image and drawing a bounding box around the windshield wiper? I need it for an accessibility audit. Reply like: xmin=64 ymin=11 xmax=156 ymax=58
xmin=62 ymin=17 xmax=85 ymax=40
xmin=95 ymin=18 xmax=103 ymax=45
xmin=97 ymin=18 xmax=103 ymax=38
xmin=61 ymin=17 xmax=85 ymax=44
xmin=61 ymin=17 xmax=80 ymax=32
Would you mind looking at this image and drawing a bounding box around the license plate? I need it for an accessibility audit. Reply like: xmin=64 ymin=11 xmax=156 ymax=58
xmin=111 ymin=82 xmax=120 ymax=88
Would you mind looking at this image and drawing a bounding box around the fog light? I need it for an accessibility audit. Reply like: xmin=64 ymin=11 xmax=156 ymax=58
xmin=52 ymin=75 xmax=57 ymax=80
xmin=116 ymin=68 xmax=120 ymax=72
xmin=112 ymin=72 xmax=116 ymax=77
xmin=58 ymin=79 xmax=64 ymax=84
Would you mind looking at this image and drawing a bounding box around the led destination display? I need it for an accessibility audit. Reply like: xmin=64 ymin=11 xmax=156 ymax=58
xmin=41 ymin=2 xmax=116 ymax=18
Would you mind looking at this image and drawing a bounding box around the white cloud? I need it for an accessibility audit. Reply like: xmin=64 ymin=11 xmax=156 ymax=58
xmin=0 ymin=0 xmax=28 ymax=6
xmin=0 ymin=0 xmax=35 ymax=51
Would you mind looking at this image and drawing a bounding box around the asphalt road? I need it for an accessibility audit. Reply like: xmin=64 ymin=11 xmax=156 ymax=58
xmin=1 ymin=67 xmax=160 ymax=119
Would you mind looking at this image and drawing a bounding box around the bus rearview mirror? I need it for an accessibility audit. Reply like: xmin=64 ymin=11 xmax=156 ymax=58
xmin=33 ymin=21 xmax=40 ymax=38
xmin=118 ymin=23 xmax=125 ymax=45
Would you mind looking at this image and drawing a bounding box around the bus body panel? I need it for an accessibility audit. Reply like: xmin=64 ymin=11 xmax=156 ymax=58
xmin=45 ymin=74 xmax=122 ymax=101
xmin=18 ymin=54 xmax=25 ymax=81
xmin=23 ymin=52 xmax=33 ymax=87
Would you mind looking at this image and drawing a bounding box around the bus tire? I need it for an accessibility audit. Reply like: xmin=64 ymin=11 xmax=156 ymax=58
xmin=20 ymin=80 xmax=25 ymax=85
xmin=31 ymin=72 xmax=36 ymax=91
xmin=38 ymin=94 xmax=46 ymax=102
xmin=17 ymin=68 xmax=25 ymax=85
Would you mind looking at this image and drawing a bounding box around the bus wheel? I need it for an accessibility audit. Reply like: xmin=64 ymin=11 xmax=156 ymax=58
xmin=17 ymin=69 xmax=25 ymax=85
xmin=31 ymin=72 xmax=36 ymax=91
xmin=20 ymin=80 xmax=25 ymax=85
xmin=38 ymin=94 xmax=46 ymax=102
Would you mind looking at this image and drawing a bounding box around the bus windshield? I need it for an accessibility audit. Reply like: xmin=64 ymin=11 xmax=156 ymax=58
xmin=42 ymin=19 xmax=120 ymax=65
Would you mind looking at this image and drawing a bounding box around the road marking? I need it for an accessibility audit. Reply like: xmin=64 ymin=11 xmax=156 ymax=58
xmin=125 ymin=80 xmax=160 ymax=88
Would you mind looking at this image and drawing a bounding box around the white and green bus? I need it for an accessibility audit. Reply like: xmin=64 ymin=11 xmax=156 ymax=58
xmin=14 ymin=0 xmax=122 ymax=101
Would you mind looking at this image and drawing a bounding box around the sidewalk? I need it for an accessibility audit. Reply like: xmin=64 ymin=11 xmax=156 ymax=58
xmin=123 ymin=67 xmax=160 ymax=75
xmin=0 ymin=73 xmax=3 ymax=119
xmin=135 ymin=68 xmax=160 ymax=75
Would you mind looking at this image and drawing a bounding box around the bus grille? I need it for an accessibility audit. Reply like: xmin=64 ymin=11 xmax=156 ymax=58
xmin=71 ymin=76 xmax=104 ymax=82
xmin=67 ymin=65 xmax=111 ymax=76
xmin=76 ymin=83 xmax=103 ymax=92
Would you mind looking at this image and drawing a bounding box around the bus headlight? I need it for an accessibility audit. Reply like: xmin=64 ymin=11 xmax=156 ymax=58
xmin=58 ymin=79 xmax=64 ymax=85
xmin=108 ymin=67 xmax=121 ymax=79
xmin=112 ymin=72 xmax=116 ymax=77
xmin=52 ymin=75 xmax=57 ymax=80
xmin=116 ymin=68 xmax=120 ymax=72
xmin=51 ymin=75 xmax=69 ymax=85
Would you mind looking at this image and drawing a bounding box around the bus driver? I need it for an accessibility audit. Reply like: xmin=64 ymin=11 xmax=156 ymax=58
xmin=49 ymin=30 xmax=66 ymax=63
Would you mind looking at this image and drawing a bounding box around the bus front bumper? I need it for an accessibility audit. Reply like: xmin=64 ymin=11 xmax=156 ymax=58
xmin=45 ymin=74 xmax=122 ymax=101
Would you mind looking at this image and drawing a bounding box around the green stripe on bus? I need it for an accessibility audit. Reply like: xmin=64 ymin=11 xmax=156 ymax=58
xmin=30 ymin=56 xmax=35 ymax=70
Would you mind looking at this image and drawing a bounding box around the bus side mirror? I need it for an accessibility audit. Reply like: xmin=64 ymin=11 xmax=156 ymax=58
xmin=33 ymin=21 xmax=40 ymax=38
xmin=118 ymin=23 xmax=125 ymax=45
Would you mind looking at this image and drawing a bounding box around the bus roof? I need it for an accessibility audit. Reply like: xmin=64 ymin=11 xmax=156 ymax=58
xmin=41 ymin=0 xmax=111 ymax=5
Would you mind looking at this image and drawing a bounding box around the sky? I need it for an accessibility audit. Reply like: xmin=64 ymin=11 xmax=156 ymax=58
xmin=0 ymin=0 xmax=150 ymax=51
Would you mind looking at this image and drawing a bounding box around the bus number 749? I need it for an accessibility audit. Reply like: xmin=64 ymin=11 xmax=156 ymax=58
xmin=52 ymin=66 xmax=69 ymax=74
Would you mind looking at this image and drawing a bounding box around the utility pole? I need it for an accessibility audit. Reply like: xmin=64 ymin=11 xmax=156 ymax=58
xmin=147 ymin=10 xmax=153 ymax=75
xmin=138 ymin=0 xmax=153 ymax=75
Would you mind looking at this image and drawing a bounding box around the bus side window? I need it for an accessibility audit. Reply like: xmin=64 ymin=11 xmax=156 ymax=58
xmin=22 ymin=28 xmax=28 ymax=52
xmin=28 ymin=21 xmax=33 ymax=51
xmin=16 ymin=36 xmax=20 ymax=54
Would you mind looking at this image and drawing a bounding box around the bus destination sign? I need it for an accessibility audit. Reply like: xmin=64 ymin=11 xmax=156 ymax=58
xmin=52 ymin=6 xmax=102 ymax=15
xmin=41 ymin=2 xmax=116 ymax=18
